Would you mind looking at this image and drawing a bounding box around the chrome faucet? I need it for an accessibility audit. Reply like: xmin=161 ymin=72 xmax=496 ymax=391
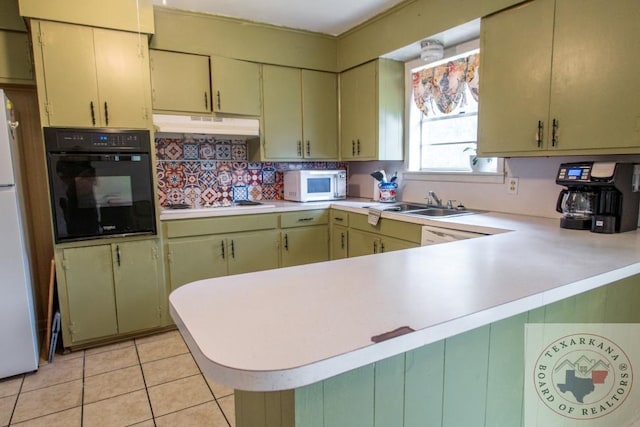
xmin=427 ymin=191 xmax=442 ymax=207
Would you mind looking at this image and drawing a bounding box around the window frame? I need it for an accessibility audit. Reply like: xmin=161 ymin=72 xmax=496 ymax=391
xmin=403 ymin=40 xmax=504 ymax=184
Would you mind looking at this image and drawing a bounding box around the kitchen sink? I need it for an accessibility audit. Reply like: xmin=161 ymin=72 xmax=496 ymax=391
xmin=380 ymin=202 xmax=431 ymax=212
xmin=404 ymin=208 xmax=476 ymax=217
xmin=367 ymin=202 xmax=481 ymax=217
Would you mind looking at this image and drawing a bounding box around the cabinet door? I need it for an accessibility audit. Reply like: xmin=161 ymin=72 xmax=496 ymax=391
xmin=330 ymin=225 xmax=348 ymax=260
xmin=227 ymin=230 xmax=280 ymax=275
xmin=167 ymin=235 xmax=227 ymax=291
xmin=340 ymin=61 xmax=376 ymax=159
xmin=380 ymin=236 xmax=419 ymax=253
xmin=340 ymin=65 xmax=360 ymax=160
xmin=150 ymin=50 xmax=211 ymax=113
xmin=93 ymin=27 xmax=151 ymax=128
xmin=549 ymin=0 xmax=640 ymax=151
xmin=262 ymin=65 xmax=303 ymax=159
xmin=112 ymin=240 xmax=162 ymax=334
xmin=37 ymin=21 xmax=99 ymax=127
xmin=62 ymin=245 xmax=118 ymax=343
xmin=0 ymin=31 xmax=33 ymax=84
xmin=302 ymin=70 xmax=338 ymax=159
xmin=347 ymin=229 xmax=379 ymax=258
xmin=211 ymin=56 xmax=261 ymax=116
xmin=281 ymin=225 xmax=329 ymax=267
xmin=477 ymin=0 xmax=555 ymax=155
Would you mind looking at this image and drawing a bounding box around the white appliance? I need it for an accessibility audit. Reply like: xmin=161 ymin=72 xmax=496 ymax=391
xmin=0 ymin=90 xmax=39 ymax=379
xmin=152 ymin=113 xmax=259 ymax=137
xmin=283 ymin=169 xmax=347 ymax=202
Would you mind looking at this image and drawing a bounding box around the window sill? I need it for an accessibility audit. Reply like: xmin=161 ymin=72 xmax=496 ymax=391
xmin=403 ymin=170 xmax=505 ymax=184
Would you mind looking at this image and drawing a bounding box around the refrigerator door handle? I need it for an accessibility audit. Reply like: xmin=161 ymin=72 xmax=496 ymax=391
xmin=0 ymin=184 xmax=16 ymax=188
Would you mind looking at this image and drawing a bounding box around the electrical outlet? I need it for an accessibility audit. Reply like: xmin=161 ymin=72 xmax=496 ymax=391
xmin=508 ymin=177 xmax=519 ymax=195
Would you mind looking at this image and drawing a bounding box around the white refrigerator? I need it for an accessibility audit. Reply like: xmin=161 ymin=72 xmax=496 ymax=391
xmin=0 ymin=89 xmax=39 ymax=379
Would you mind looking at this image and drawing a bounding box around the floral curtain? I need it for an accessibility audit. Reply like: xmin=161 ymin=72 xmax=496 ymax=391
xmin=412 ymin=52 xmax=479 ymax=117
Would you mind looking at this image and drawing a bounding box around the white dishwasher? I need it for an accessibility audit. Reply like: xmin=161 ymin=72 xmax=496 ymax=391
xmin=420 ymin=225 xmax=486 ymax=245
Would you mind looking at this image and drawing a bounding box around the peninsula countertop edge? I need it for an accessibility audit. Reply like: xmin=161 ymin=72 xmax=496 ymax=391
xmin=169 ymin=208 xmax=640 ymax=391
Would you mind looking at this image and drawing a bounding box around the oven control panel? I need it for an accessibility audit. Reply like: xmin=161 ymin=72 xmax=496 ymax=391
xmin=44 ymin=127 xmax=150 ymax=153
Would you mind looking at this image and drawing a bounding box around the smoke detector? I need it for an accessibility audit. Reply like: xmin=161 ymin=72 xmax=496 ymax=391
xmin=420 ymin=39 xmax=444 ymax=63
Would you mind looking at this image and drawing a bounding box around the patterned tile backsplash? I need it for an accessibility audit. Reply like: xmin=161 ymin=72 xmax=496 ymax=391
xmin=155 ymin=135 xmax=347 ymax=207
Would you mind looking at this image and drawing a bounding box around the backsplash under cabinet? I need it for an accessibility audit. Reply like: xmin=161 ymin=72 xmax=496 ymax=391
xmin=155 ymin=135 xmax=346 ymax=207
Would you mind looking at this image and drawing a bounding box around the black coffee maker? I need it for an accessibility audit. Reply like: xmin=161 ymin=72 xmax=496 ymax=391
xmin=556 ymin=162 xmax=640 ymax=233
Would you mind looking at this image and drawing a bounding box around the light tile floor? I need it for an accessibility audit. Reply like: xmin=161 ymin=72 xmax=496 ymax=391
xmin=0 ymin=330 xmax=235 ymax=426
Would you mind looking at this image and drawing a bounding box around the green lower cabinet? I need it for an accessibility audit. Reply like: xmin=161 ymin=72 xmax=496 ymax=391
xmin=60 ymin=245 xmax=118 ymax=343
xmin=234 ymin=274 xmax=640 ymax=426
xmin=227 ymin=230 xmax=280 ymax=275
xmin=168 ymin=235 xmax=228 ymax=291
xmin=57 ymin=239 xmax=163 ymax=346
xmin=112 ymin=240 xmax=163 ymax=334
xmin=347 ymin=228 xmax=379 ymax=257
xmin=330 ymin=225 xmax=348 ymax=260
xmin=348 ymin=228 xmax=418 ymax=257
xmin=167 ymin=229 xmax=280 ymax=291
xmin=281 ymin=225 xmax=329 ymax=267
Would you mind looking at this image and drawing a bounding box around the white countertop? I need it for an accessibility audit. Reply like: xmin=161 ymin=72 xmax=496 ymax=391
xmin=169 ymin=203 xmax=640 ymax=392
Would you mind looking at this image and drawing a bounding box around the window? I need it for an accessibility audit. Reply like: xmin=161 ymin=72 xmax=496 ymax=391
xmin=406 ymin=46 xmax=500 ymax=176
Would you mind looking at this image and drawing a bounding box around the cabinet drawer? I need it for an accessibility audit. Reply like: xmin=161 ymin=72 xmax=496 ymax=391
xmin=280 ymin=210 xmax=328 ymax=228
xmin=349 ymin=213 xmax=422 ymax=244
xmin=164 ymin=214 xmax=279 ymax=238
xmin=330 ymin=209 xmax=349 ymax=226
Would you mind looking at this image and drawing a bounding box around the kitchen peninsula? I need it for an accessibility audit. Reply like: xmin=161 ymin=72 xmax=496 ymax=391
xmin=170 ymin=205 xmax=640 ymax=426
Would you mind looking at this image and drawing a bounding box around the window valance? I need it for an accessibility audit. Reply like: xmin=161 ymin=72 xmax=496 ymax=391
xmin=411 ymin=52 xmax=479 ymax=117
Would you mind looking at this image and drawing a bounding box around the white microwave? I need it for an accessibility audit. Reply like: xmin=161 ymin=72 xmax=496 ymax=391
xmin=283 ymin=170 xmax=347 ymax=202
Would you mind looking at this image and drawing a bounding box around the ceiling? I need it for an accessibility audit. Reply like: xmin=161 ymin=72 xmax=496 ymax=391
xmin=152 ymin=0 xmax=407 ymax=36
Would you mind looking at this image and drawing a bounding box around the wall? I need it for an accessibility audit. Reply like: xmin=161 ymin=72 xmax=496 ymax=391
xmin=151 ymin=7 xmax=337 ymax=72
xmin=348 ymin=155 xmax=640 ymax=219
xmin=155 ymin=134 xmax=346 ymax=207
xmin=337 ymin=0 xmax=523 ymax=70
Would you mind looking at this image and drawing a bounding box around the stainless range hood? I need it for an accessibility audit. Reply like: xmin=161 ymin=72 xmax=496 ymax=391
xmin=152 ymin=114 xmax=259 ymax=138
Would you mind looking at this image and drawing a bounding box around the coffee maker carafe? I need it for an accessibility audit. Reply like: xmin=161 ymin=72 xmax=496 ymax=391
xmin=555 ymin=162 xmax=640 ymax=233
xmin=556 ymin=189 xmax=596 ymax=230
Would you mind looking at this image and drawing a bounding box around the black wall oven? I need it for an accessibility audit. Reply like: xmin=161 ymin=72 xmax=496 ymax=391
xmin=45 ymin=128 xmax=156 ymax=243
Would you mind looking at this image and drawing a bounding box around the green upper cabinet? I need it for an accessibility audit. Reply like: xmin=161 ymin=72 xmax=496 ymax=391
xmin=211 ymin=56 xmax=261 ymax=116
xmin=478 ymin=0 xmax=640 ymax=156
xmin=150 ymin=49 xmax=211 ymax=114
xmin=18 ymin=0 xmax=155 ymax=34
xmin=32 ymin=20 xmax=152 ymax=128
xmin=301 ymin=69 xmax=338 ymax=159
xmin=340 ymin=59 xmax=404 ymax=161
xmin=261 ymin=65 xmax=303 ymax=159
xmin=256 ymin=65 xmax=338 ymax=161
xmin=0 ymin=31 xmax=33 ymax=84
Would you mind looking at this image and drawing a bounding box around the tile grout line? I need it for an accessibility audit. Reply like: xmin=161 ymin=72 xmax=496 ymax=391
xmin=6 ymin=374 xmax=24 ymax=426
xmin=133 ymin=339 xmax=157 ymax=427
xmin=80 ymin=351 xmax=85 ymax=427
xmin=200 ymin=365 xmax=232 ymax=427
